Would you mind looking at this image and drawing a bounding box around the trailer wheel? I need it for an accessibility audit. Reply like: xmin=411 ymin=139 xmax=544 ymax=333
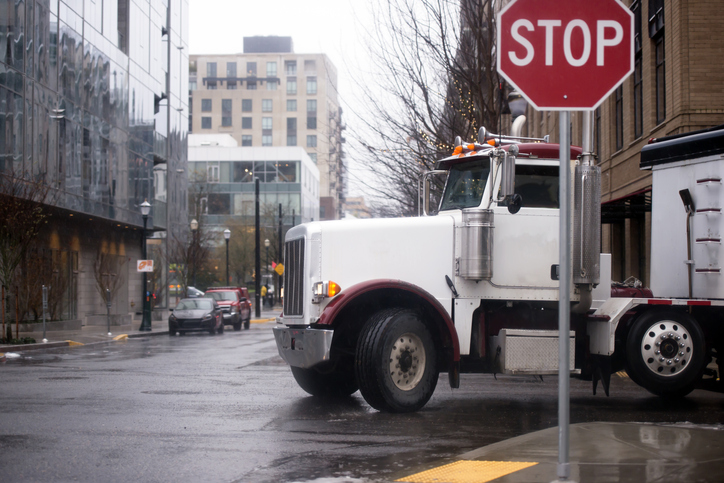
xmin=625 ymin=309 xmax=706 ymax=397
xmin=355 ymin=308 xmax=438 ymax=413
xmin=290 ymin=365 xmax=358 ymax=398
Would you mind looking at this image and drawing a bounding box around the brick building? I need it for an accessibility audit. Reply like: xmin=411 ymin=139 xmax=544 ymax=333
xmin=517 ymin=0 xmax=724 ymax=285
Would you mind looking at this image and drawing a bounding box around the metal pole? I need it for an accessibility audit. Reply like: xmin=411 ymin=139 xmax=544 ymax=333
xmin=278 ymin=203 xmax=283 ymax=307
xmin=140 ymin=215 xmax=152 ymax=331
xmin=556 ymin=110 xmax=572 ymax=483
xmin=254 ymin=178 xmax=261 ymax=318
xmin=42 ymin=285 xmax=48 ymax=343
xmin=106 ymin=288 xmax=112 ymax=337
xmin=225 ymin=238 xmax=230 ymax=285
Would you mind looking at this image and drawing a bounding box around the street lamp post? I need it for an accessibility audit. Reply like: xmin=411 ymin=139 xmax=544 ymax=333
xmin=139 ymin=200 xmax=152 ymax=331
xmin=224 ymin=229 xmax=231 ymax=286
xmin=190 ymin=219 xmax=198 ymax=288
xmin=264 ymin=238 xmax=270 ymax=307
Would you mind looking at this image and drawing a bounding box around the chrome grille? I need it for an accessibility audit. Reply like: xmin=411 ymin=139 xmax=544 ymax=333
xmin=283 ymin=238 xmax=305 ymax=316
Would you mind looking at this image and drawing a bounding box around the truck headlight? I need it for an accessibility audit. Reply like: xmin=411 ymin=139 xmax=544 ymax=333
xmin=312 ymin=281 xmax=342 ymax=304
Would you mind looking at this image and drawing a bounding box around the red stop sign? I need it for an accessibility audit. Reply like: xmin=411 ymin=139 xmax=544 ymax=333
xmin=497 ymin=0 xmax=633 ymax=110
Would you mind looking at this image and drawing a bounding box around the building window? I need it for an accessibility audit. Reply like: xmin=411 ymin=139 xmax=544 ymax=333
xmin=201 ymin=99 xmax=212 ymax=112
xmin=594 ymin=107 xmax=601 ymax=160
xmin=307 ymin=99 xmax=317 ymax=112
xmin=267 ymin=80 xmax=278 ymax=90
xmin=247 ymin=81 xmax=257 ymax=90
xmin=287 ymin=118 xmax=297 ymax=130
xmin=202 ymin=117 xmax=212 ymax=129
xmin=287 ymin=135 xmax=297 ymax=146
xmin=247 ymin=62 xmax=257 ymax=76
xmin=242 ymin=99 xmax=252 ymax=112
xmin=285 ymin=61 xmax=297 ymax=76
xmin=307 ymin=117 xmax=317 ymax=129
xmin=614 ymin=85 xmax=623 ymax=151
xmin=207 ymin=62 xmax=217 ymax=77
xmin=632 ymin=0 xmax=643 ymax=138
xmin=262 ymin=99 xmax=273 ymax=112
xmin=222 ymin=99 xmax=232 ymax=126
xmin=262 ymin=117 xmax=273 ymax=130
xmin=307 ymin=135 xmax=317 ymax=147
xmin=655 ymin=35 xmax=666 ymax=125
xmin=208 ymin=165 xmax=220 ymax=182
xmin=242 ymin=117 xmax=252 ymax=129
xmin=227 ymin=62 xmax=237 ymax=77
xmin=287 ymin=79 xmax=297 ymax=95
xmin=242 ymin=135 xmax=252 ymax=146
xmin=207 ymin=80 xmax=217 ymax=90
xmin=633 ymin=57 xmax=643 ymax=138
xmin=309 ymin=153 xmax=318 ymax=164
xmin=307 ymin=77 xmax=317 ymax=95
xmin=287 ymin=100 xmax=297 ymax=111
xmin=262 ymin=135 xmax=272 ymax=146
xmin=267 ymin=62 xmax=277 ymax=77
xmin=304 ymin=59 xmax=316 ymax=75
xmin=227 ymin=81 xmax=237 ymax=90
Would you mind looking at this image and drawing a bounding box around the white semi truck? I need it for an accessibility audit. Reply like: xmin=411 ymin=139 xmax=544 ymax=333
xmin=273 ymin=125 xmax=724 ymax=412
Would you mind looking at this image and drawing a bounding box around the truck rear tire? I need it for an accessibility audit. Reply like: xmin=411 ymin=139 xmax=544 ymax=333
xmin=290 ymin=365 xmax=358 ymax=398
xmin=625 ymin=309 xmax=706 ymax=397
xmin=355 ymin=308 xmax=438 ymax=412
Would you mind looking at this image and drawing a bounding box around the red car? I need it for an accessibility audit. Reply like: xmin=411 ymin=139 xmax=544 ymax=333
xmin=205 ymin=287 xmax=252 ymax=331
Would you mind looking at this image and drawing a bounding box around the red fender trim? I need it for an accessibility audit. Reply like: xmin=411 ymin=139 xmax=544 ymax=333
xmin=316 ymin=279 xmax=460 ymax=362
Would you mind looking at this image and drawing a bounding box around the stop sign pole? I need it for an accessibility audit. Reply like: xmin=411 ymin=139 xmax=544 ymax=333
xmin=497 ymin=1 xmax=633 ymax=482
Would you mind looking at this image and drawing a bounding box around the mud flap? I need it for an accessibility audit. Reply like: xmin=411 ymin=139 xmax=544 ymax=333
xmin=449 ymin=361 xmax=460 ymax=388
xmin=591 ymin=354 xmax=612 ymax=396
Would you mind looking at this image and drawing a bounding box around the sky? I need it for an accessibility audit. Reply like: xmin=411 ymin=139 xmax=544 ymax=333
xmin=188 ymin=0 xmax=376 ymax=197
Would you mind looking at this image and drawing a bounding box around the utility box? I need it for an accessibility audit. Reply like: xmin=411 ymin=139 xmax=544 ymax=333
xmin=491 ymin=329 xmax=575 ymax=375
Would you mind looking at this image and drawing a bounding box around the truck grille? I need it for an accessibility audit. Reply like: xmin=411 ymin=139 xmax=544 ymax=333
xmin=283 ymin=238 xmax=305 ymax=316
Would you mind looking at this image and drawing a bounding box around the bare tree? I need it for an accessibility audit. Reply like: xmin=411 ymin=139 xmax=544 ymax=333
xmin=92 ymin=250 xmax=127 ymax=311
xmin=0 ymin=171 xmax=52 ymax=335
xmin=167 ymin=217 xmax=214 ymax=298
xmin=350 ymin=0 xmax=502 ymax=216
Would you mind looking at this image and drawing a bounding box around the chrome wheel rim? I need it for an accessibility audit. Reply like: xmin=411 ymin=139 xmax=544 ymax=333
xmin=389 ymin=332 xmax=426 ymax=390
xmin=641 ymin=320 xmax=693 ymax=377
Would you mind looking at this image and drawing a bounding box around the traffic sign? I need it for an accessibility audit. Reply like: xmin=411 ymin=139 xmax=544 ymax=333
xmin=497 ymin=0 xmax=634 ymax=110
xmin=137 ymin=260 xmax=154 ymax=272
xmin=274 ymin=263 xmax=285 ymax=276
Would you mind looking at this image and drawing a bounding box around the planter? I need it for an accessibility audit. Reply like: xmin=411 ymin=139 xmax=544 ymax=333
xmin=85 ymin=314 xmax=133 ymax=327
xmin=17 ymin=320 xmax=83 ymax=332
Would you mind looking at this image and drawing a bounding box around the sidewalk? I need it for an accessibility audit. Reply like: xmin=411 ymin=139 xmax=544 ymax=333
xmin=0 ymin=308 xmax=281 ymax=353
xmin=396 ymin=421 xmax=724 ymax=482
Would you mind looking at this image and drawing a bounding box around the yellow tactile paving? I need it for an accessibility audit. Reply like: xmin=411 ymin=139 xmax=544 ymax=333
xmin=396 ymin=460 xmax=538 ymax=483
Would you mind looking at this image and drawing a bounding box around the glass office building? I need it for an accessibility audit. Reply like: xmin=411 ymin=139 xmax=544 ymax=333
xmin=0 ymin=0 xmax=189 ymax=326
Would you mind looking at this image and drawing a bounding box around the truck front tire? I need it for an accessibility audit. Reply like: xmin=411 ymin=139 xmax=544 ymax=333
xmin=355 ymin=308 xmax=438 ymax=412
xmin=625 ymin=309 xmax=706 ymax=397
xmin=290 ymin=365 xmax=358 ymax=398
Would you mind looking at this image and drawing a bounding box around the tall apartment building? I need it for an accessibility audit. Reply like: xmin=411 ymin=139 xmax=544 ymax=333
xmin=0 ymin=0 xmax=189 ymax=326
xmin=189 ymin=37 xmax=345 ymax=220
xmin=513 ymin=0 xmax=724 ymax=286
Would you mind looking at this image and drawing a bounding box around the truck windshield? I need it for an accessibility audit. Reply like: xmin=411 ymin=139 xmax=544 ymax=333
xmin=439 ymin=158 xmax=490 ymax=211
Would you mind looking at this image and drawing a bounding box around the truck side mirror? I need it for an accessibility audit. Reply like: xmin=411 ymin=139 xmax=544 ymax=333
xmin=420 ymin=170 xmax=447 ymax=216
xmin=507 ymin=194 xmax=522 ymax=214
xmin=500 ymin=146 xmax=518 ymax=199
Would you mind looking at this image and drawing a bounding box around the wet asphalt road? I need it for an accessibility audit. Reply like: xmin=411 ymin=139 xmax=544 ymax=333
xmin=1 ymin=321 xmax=724 ymax=483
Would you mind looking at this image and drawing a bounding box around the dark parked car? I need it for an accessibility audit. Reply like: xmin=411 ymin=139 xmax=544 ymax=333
xmin=169 ymin=298 xmax=223 ymax=335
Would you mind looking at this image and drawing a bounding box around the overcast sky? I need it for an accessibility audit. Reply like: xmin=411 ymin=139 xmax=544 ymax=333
xmin=188 ymin=0 xmax=375 ymax=196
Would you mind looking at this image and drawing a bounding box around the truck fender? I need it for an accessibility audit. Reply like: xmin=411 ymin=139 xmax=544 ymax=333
xmin=316 ymin=279 xmax=461 ymax=366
